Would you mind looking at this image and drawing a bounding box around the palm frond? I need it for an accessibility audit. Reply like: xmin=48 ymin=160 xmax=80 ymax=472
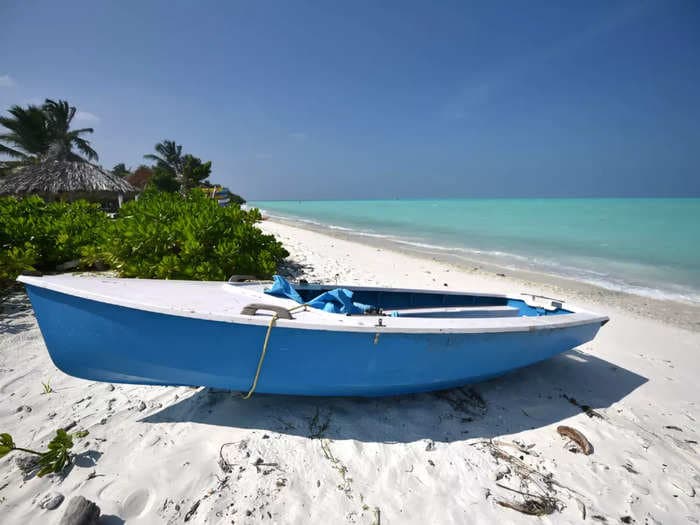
xmin=144 ymin=153 xmax=166 ymax=164
xmin=43 ymin=99 xmax=75 ymax=133
xmin=70 ymin=136 xmax=98 ymax=161
xmin=148 ymin=140 xmax=184 ymax=176
xmin=0 ymin=99 xmax=104 ymax=163
xmin=0 ymin=143 xmax=30 ymax=159
xmin=0 ymin=105 xmax=50 ymax=158
xmin=69 ymin=127 xmax=94 ymax=136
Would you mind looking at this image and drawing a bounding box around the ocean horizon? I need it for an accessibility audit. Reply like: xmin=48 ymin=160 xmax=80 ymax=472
xmin=251 ymin=198 xmax=700 ymax=304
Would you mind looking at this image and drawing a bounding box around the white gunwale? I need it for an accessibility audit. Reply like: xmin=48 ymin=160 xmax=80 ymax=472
xmin=17 ymin=274 xmax=608 ymax=334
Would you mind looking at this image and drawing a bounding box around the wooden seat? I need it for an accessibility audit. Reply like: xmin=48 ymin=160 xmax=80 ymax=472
xmin=388 ymin=305 xmax=519 ymax=318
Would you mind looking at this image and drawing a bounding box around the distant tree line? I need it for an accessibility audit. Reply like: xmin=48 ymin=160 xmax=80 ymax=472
xmin=111 ymin=141 xmax=244 ymax=203
xmin=0 ymin=99 xmax=245 ymax=202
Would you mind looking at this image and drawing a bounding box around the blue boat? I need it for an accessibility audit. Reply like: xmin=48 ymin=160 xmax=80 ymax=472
xmin=18 ymin=274 xmax=608 ymax=397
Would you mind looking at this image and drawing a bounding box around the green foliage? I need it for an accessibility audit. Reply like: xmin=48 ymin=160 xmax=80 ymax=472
xmin=0 ymin=99 xmax=97 ymax=163
xmin=0 ymin=104 xmax=48 ymax=161
xmin=1 ymin=191 xmax=285 ymax=283
xmin=0 ymin=433 xmax=14 ymax=458
xmin=37 ymin=430 xmax=73 ymax=477
xmin=228 ymin=192 xmax=246 ymax=205
xmin=111 ymin=163 xmax=131 ymax=178
xmin=144 ymin=139 xmax=183 ymax=176
xmin=0 ymin=196 xmax=109 ymax=284
xmin=143 ymin=140 xmax=214 ymax=193
xmin=181 ymin=154 xmax=211 ymax=191
xmin=0 ymin=244 xmax=37 ymax=283
xmin=0 ymin=429 xmax=75 ymax=477
xmin=41 ymin=380 xmax=53 ymax=394
xmin=42 ymin=99 xmax=98 ymax=161
xmin=150 ymin=166 xmax=180 ymax=193
xmin=99 ymin=190 xmax=288 ymax=280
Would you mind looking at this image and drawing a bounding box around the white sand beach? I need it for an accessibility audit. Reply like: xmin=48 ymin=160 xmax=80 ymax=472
xmin=1 ymin=219 xmax=698 ymax=524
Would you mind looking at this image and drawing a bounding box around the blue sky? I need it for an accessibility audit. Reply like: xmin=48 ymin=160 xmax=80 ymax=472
xmin=1 ymin=0 xmax=699 ymax=199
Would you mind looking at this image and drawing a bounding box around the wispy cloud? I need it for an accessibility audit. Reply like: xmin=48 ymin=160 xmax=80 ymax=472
xmin=75 ymin=111 xmax=100 ymax=123
xmin=0 ymin=75 xmax=16 ymax=88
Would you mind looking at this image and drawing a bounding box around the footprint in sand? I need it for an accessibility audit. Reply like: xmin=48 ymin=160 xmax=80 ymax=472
xmin=121 ymin=488 xmax=152 ymax=519
xmin=97 ymin=482 xmax=153 ymax=518
xmin=96 ymin=479 xmax=116 ymax=499
xmin=0 ymin=370 xmax=35 ymax=394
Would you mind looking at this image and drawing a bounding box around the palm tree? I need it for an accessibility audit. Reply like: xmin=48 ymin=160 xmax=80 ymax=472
xmin=144 ymin=140 xmax=184 ymax=177
xmin=111 ymin=163 xmax=131 ymax=178
xmin=0 ymin=104 xmax=50 ymax=163
xmin=0 ymin=99 xmax=98 ymax=165
xmin=42 ymin=99 xmax=98 ymax=162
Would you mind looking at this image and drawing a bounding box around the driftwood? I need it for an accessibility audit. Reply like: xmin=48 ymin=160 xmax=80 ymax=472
xmin=58 ymin=496 xmax=101 ymax=525
xmin=557 ymin=425 xmax=594 ymax=455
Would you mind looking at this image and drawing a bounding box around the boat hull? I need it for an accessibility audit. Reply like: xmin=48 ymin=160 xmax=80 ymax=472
xmin=26 ymin=284 xmax=603 ymax=396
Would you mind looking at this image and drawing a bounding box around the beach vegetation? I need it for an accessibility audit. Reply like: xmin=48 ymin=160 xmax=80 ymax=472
xmin=144 ymin=139 xmax=184 ymax=178
xmin=150 ymin=165 xmax=181 ymax=193
xmin=0 ymin=245 xmax=37 ymax=285
xmin=1 ymin=98 xmax=276 ymax=284
xmin=41 ymin=380 xmax=53 ymax=394
xmin=227 ymin=191 xmax=246 ymax=205
xmin=143 ymin=139 xmax=185 ymax=192
xmin=143 ymin=140 xmax=213 ymax=193
xmin=0 ymin=99 xmax=98 ymax=168
xmin=0 ymin=429 xmax=75 ymax=477
xmin=1 ymin=190 xmax=287 ymax=284
xmin=181 ymin=154 xmax=212 ymax=191
xmin=0 ymin=195 xmax=109 ymax=285
xmin=95 ymin=189 xmax=287 ymax=280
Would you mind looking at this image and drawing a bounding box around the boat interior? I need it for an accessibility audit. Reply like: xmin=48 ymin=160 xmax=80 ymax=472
xmin=291 ymin=283 xmax=572 ymax=319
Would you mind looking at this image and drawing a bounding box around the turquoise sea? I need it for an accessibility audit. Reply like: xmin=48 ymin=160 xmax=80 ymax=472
xmin=251 ymin=199 xmax=700 ymax=304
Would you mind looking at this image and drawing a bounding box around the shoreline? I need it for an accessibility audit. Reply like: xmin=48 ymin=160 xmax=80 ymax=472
xmin=0 ymin=219 xmax=698 ymax=524
xmin=261 ymin=216 xmax=700 ymax=332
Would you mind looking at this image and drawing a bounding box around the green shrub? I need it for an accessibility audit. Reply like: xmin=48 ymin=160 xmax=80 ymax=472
xmin=0 ymin=192 xmax=287 ymax=284
xmin=0 ymin=244 xmax=37 ymax=283
xmin=0 ymin=196 xmax=108 ymax=284
xmin=98 ymin=189 xmax=288 ymax=280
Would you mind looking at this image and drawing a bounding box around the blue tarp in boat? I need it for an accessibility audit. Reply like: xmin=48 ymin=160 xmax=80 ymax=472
xmin=265 ymin=275 xmax=373 ymax=314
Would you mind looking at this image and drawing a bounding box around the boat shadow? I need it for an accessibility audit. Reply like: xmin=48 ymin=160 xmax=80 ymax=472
xmin=0 ymin=290 xmax=35 ymax=335
xmin=143 ymin=348 xmax=647 ymax=443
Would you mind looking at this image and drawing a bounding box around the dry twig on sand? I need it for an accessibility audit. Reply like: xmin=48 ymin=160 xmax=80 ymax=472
xmin=474 ymin=440 xmax=564 ymax=516
xmin=495 ymin=483 xmax=560 ymax=516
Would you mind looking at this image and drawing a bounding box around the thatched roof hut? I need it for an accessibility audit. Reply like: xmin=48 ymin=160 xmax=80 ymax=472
xmin=0 ymin=160 xmax=137 ymax=207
